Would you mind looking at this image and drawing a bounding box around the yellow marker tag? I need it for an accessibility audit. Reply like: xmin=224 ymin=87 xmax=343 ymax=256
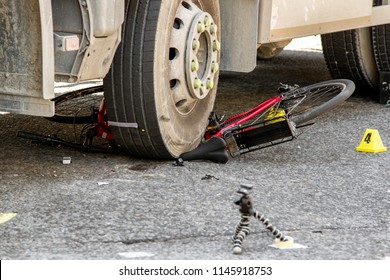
xmin=0 ymin=213 xmax=17 ymax=224
xmin=356 ymin=129 xmax=387 ymax=153
xmin=265 ymin=108 xmax=286 ymax=124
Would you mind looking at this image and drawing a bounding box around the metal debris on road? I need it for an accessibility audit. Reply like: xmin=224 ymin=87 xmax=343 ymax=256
xmin=201 ymin=174 xmax=219 ymax=180
xmin=62 ymin=157 xmax=72 ymax=164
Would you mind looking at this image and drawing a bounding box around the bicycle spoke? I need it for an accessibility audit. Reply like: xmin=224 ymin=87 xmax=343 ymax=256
xmin=284 ymin=80 xmax=354 ymax=125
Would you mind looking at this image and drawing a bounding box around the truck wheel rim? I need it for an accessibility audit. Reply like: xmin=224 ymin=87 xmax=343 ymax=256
xmin=169 ymin=1 xmax=220 ymax=115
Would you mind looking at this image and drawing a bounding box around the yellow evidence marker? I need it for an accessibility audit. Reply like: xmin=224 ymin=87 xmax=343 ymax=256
xmin=356 ymin=129 xmax=387 ymax=153
xmin=274 ymin=236 xmax=295 ymax=248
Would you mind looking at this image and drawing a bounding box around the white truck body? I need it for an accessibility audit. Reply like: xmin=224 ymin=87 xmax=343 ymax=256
xmin=221 ymin=0 xmax=390 ymax=72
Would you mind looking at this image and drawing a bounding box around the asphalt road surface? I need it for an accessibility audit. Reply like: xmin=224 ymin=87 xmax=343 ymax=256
xmin=0 ymin=37 xmax=389 ymax=260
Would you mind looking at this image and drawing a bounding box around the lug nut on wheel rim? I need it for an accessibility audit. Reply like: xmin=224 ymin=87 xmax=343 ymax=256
xmin=206 ymin=78 xmax=214 ymax=90
xmin=194 ymin=78 xmax=202 ymax=89
xmin=213 ymin=40 xmax=221 ymax=52
xmin=210 ymin=23 xmax=218 ymax=35
xmin=211 ymin=62 xmax=219 ymax=73
xmin=191 ymin=59 xmax=200 ymax=72
xmin=204 ymin=16 xmax=211 ymax=27
xmin=192 ymin=39 xmax=200 ymax=52
xmin=197 ymin=21 xmax=206 ymax=33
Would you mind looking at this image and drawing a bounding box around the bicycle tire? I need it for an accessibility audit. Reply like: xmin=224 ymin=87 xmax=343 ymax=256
xmin=283 ymin=79 xmax=355 ymax=126
xmin=47 ymin=85 xmax=103 ymax=124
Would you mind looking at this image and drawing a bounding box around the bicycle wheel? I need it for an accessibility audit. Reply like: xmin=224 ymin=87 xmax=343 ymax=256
xmin=48 ymin=85 xmax=103 ymax=124
xmin=282 ymin=79 xmax=355 ymax=126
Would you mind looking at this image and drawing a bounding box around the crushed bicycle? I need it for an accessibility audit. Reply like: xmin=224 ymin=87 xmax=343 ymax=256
xmin=17 ymin=79 xmax=355 ymax=161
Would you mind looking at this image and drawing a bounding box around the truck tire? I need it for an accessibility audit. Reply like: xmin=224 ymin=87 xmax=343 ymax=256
xmin=372 ymin=0 xmax=390 ymax=71
xmin=103 ymin=0 xmax=221 ymax=159
xmin=321 ymin=29 xmax=379 ymax=95
xmin=372 ymin=25 xmax=390 ymax=71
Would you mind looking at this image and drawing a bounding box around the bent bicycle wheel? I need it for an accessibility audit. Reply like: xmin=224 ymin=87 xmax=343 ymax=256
xmin=48 ymin=85 xmax=103 ymax=124
xmin=282 ymin=79 xmax=355 ymax=126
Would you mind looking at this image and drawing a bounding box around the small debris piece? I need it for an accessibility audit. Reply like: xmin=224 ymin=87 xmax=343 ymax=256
xmin=0 ymin=213 xmax=17 ymax=224
xmin=201 ymin=174 xmax=219 ymax=180
xmin=173 ymin=158 xmax=184 ymax=167
xmin=62 ymin=157 xmax=72 ymax=164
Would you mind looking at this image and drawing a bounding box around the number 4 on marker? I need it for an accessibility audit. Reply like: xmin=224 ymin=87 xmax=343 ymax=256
xmin=364 ymin=133 xmax=372 ymax=144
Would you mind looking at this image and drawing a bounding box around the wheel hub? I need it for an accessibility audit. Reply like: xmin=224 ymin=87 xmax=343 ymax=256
xmin=169 ymin=1 xmax=220 ymax=114
xmin=186 ymin=11 xmax=219 ymax=100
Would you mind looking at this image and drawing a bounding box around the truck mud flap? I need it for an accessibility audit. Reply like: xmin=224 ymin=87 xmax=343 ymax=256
xmin=219 ymin=0 xmax=259 ymax=73
xmin=0 ymin=0 xmax=54 ymax=116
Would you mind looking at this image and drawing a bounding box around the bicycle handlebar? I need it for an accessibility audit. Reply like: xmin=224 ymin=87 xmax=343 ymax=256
xmin=17 ymin=131 xmax=55 ymax=143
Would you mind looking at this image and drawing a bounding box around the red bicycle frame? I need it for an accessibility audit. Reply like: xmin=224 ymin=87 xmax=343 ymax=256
xmin=95 ymin=98 xmax=114 ymax=142
xmin=209 ymin=95 xmax=282 ymax=138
